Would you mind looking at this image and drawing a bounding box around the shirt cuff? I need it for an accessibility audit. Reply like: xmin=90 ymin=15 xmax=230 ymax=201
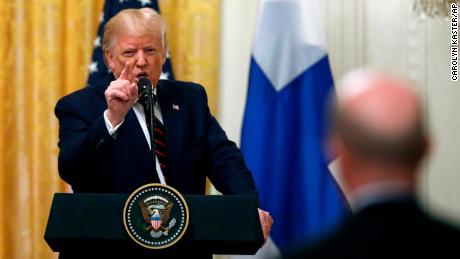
xmin=103 ymin=110 xmax=123 ymax=138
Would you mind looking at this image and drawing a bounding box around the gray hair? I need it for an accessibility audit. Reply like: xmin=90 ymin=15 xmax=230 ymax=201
xmin=333 ymin=108 xmax=427 ymax=166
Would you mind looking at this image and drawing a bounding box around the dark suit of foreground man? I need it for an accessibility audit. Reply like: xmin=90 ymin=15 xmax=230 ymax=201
xmin=286 ymin=70 xmax=460 ymax=259
xmin=55 ymin=8 xmax=272 ymax=258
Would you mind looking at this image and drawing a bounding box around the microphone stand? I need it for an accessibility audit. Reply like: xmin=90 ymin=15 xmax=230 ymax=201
xmin=145 ymin=82 xmax=156 ymax=156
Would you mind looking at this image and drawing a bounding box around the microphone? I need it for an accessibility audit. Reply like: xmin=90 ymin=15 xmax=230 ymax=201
xmin=137 ymin=76 xmax=156 ymax=153
xmin=137 ymin=76 xmax=152 ymax=101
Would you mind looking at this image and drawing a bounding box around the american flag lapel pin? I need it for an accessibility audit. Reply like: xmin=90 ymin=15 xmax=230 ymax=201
xmin=172 ymin=104 xmax=180 ymax=111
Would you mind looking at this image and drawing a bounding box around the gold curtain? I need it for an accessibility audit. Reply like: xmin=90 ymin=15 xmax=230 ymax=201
xmin=0 ymin=0 xmax=103 ymax=258
xmin=159 ymin=0 xmax=221 ymax=114
xmin=0 ymin=0 xmax=220 ymax=258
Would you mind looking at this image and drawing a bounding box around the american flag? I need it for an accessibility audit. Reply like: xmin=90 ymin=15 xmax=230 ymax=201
xmin=86 ymin=0 xmax=174 ymax=86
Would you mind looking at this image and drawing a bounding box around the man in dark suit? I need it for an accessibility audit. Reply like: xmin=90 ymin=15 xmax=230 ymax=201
xmin=286 ymin=70 xmax=460 ymax=258
xmin=55 ymin=8 xmax=272 ymax=258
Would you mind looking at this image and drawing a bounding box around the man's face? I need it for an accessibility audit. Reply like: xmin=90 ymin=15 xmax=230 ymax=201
xmin=105 ymin=33 xmax=166 ymax=85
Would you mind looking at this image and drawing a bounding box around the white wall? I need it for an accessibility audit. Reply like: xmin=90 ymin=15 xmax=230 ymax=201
xmin=219 ymin=0 xmax=460 ymax=225
xmin=218 ymin=0 xmax=259 ymax=145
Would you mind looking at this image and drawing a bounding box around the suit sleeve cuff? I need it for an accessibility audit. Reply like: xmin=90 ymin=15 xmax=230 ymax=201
xmin=103 ymin=110 xmax=124 ymax=138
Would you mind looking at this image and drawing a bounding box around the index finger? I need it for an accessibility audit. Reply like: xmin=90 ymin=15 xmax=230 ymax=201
xmin=119 ymin=60 xmax=136 ymax=81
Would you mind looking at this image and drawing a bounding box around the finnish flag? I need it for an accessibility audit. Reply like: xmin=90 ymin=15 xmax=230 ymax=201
xmin=240 ymin=0 xmax=349 ymax=257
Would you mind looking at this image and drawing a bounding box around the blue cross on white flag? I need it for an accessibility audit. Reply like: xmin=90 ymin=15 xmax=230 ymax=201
xmin=86 ymin=0 xmax=174 ymax=86
xmin=240 ymin=0 xmax=349 ymax=257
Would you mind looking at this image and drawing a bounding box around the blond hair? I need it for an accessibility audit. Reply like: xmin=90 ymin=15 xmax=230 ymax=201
xmin=102 ymin=8 xmax=167 ymax=55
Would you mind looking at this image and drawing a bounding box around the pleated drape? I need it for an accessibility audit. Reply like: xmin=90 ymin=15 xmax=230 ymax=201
xmin=0 ymin=1 xmax=103 ymax=258
xmin=160 ymin=0 xmax=221 ymax=114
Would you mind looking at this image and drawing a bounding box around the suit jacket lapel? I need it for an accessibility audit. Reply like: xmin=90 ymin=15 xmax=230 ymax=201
xmin=94 ymin=73 xmax=158 ymax=183
xmin=157 ymin=80 xmax=183 ymax=184
xmin=119 ymin=109 xmax=158 ymax=182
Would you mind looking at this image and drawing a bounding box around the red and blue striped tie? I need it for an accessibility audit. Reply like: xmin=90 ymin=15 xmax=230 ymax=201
xmin=141 ymin=100 xmax=170 ymax=183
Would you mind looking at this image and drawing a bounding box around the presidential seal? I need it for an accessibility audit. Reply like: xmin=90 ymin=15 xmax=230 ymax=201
xmin=123 ymin=184 xmax=189 ymax=249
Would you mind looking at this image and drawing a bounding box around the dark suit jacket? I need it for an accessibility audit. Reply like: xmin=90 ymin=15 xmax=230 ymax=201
xmin=55 ymin=75 xmax=258 ymax=258
xmin=55 ymin=74 xmax=257 ymax=195
xmin=286 ymin=199 xmax=460 ymax=259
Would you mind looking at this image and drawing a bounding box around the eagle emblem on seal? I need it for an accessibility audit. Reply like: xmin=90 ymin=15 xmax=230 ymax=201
xmin=123 ymin=184 xmax=189 ymax=249
xmin=139 ymin=195 xmax=177 ymax=238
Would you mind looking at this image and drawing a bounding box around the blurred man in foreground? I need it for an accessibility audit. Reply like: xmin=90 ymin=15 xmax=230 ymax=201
xmin=286 ymin=70 xmax=460 ymax=258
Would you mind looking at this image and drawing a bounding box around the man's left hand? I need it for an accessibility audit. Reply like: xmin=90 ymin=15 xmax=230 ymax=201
xmin=258 ymin=208 xmax=273 ymax=242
